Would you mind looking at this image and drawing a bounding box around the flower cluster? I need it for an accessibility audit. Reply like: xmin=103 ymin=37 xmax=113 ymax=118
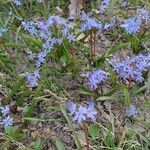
xmin=99 ymin=0 xmax=110 ymax=13
xmin=25 ymin=69 xmax=40 ymax=87
xmin=21 ymin=8 xmax=150 ymax=88
xmin=127 ymin=105 xmax=138 ymax=117
xmin=22 ymin=15 xmax=77 ymax=87
xmin=80 ymin=12 xmax=102 ymax=31
xmin=111 ymin=54 xmax=150 ymax=82
xmin=121 ymin=17 xmax=142 ymax=34
xmin=22 ymin=21 xmax=37 ymax=36
xmin=87 ymin=69 xmax=108 ymax=90
xmin=121 ymin=8 xmax=150 ymax=34
xmin=136 ymin=8 xmax=150 ymax=23
xmin=0 ymin=104 xmax=13 ymax=128
xmin=67 ymin=100 xmax=97 ymax=124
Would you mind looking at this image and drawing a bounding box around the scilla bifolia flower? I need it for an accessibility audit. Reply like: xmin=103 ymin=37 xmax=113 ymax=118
xmin=67 ymin=100 xmax=97 ymax=124
xmin=0 ymin=104 xmax=13 ymax=128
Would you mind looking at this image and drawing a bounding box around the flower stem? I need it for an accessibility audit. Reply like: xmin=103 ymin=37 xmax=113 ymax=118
xmin=90 ymin=30 xmax=93 ymax=61
xmin=128 ymin=77 xmax=131 ymax=90
xmin=83 ymin=122 xmax=91 ymax=150
xmin=93 ymin=30 xmax=96 ymax=59
xmin=100 ymin=84 xmax=103 ymax=95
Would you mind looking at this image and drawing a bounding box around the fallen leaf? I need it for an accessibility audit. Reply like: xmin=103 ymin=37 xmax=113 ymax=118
xmin=31 ymin=130 xmax=40 ymax=139
xmin=69 ymin=0 xmax=83 ymax=19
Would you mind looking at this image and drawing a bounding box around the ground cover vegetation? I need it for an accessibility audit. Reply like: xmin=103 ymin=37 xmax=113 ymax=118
xmin=0 ymin=0 xmax=150 ymax=149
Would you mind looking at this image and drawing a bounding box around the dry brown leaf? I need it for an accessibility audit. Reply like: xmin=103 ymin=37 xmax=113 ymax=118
xmin=69 ymin=0 xmax=83 ymax=18
xmin=31 ymin=130 xmax=40 ymax=139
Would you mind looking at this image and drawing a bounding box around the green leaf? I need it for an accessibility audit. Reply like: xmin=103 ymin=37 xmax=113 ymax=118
xmin=5 ymin=127 xmax=26 ymax=141
xmin=79 ymin=87 xmax=99 ymax=97
xmin=96 ymin=96 xmax=114 ymax=101
xmin=88 ymin=124 xmax=101 ymax=140
xmin=0 ymin=54 xmax=15 ymax=74
xmin=59 ymin=104 xmax=82 ymax=150
xmin=104 ymin=124 xmax=115 ymax=148
xmin=21 ymin=34 xmax=43 ymax=48
xmin=6 ymin=76 xmax=25 ymax=103
xmin=23 ymin=98 xmax=38 ymax=118
xmin=55 ymin=138 xmax=66 ymax=150
xmin=131 ymin=85 xmax=146 ymax=96
xmin=33 ymin=138 xmax=43 ymax=150
xmin=123 ymin=87 xmax=130 ymax=108
xmin=59 ymin=42 xmax=70 ymax=65
xmin=94 ymin=42 xmax=128 ymax=66
xmin=16 ymin=90 xmax=30 ymax=106
xmin=23 ymin=117 xmax=61 ymax=122
xmin=1 ymin=139 xmax=11 ymax=150
xmin=107 ymin=42 xmax=128 ymax=56
xmin=4 ymin=43 xmax=28 ymax=49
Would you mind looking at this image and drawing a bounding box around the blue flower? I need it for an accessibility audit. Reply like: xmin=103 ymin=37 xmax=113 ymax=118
xmin=34 ymin=69 xmax=41 ymax=79
xmin=80 ymin=12 xmax=102 ymax=31
xmin=25 ymin=72 xmax=38 ymax=87
xmin=36 ymin=50 xmax=47 ymax=67
xmin=81 ymin=18 xmax=102 ymax=31
xmin=87 ymin=69 xmax=108 ymax=90
xmin=27 ymin=51 xmax=35 ymax=60
xmin=0 ymin=104 xmax=13 ymax=128
xmin=67 ymin=22 xmax=75 ymax=30
xmin=55 ymin=38 xmax=63 ymax=45
xmin=121 ymin=16 xmax=142 ymax=34
xmin=86 ymin=100 xmax=97 ymax=121
xmin=103 ymin=17 xmax=116 ymax=30
xmin=111 ymin=54 xmax=150 ymax=82
xmin=22 ymin=21 xmax=37 ymax=36
xmin=121 ymin=1 xmax=129 ymax=8
xmin=0 ymin=116 xmax=13 ymax=128
xmin=73 ymin=106 xmax=87 ymax=124
xmin=43 ymin=38 xmax=62 ymax=51
xmin=25 ymin=69 xmax=41 ymax=87
xmin=47 ymin=15 xmax=66 ymax=26
xmin=136 ymin=8 xmax=150 ymax=22
xmin=0 ymin=105 xmax=10 ymax=116
xmin=80 ymin=12 xmax=91 ymax=21
xmin=121 ymin=8 xmax=150 ymax=34
xmin=99 ymin=0 xmax=110 ymax=13
xmin=127 ymin=105 xmax=138 ymax=117
xmin=66 ymin=101 xmax=77 ymax=115
xmin=43 ymin=40 xmax=53 ymax=50
xmin=61 ymin=22 xmax=74 ymax=36
xmin=67 ymin=100 xmax=97 ymax=124
xmin=61 ymin=28 xmax=68 ymax=36
xmin=11 ymin=0 xmax=22 ymax=5
xmin=67 ymin=33 xmax=76 ymax=42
